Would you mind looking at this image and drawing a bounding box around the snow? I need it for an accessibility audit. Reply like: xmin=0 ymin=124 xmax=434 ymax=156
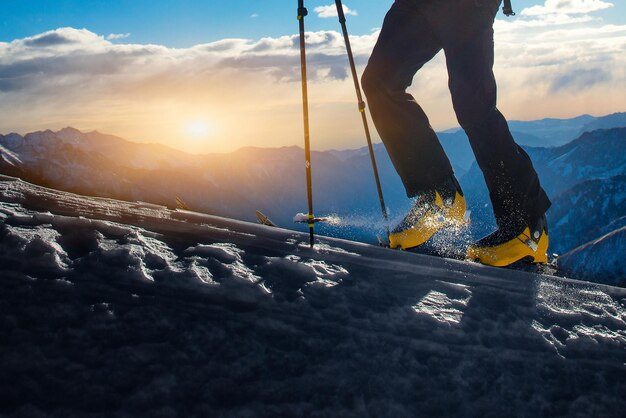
xmin=1 ymin=176 xmax=626 ymax=417
xmin=0 ymin=144 xmax=22 ymax=166
xmin=412 ymin=284 xmax=472 ymax=325
xmin=293 ymin=212 xmax=342 ymax=226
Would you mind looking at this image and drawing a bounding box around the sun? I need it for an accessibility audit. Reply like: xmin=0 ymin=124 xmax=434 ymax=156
xmin=184 ymin=120 xmax=214 ymax=138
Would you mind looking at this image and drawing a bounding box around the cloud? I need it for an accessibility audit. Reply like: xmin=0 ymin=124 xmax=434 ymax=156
xmin=494 ymin=0 xmax=615 ymax=32
xmin=489 ymin=0 xmax=626 ymax=124
xmin=17 ymin=27 xmax=105 ymax=49
xmin=494 ymin=13 xmax=596 ymax=31
xmin=314 ymin=4 xmax=358 ymax=18
xmin=521 ymin=0 xmax=613 ymax=16
xmin=550 ymin=67 xmax=612 ymax=92
xmin=106 ymin=33 xmax=131 ymax=41
xmin=0 ymin=27 xmax=373 ymax=151
xmin=0 ymin=9 xmax=625 ymax=153
xmin=250 ymin=13 xmax=259 ymax=18
xmin=23 ymin=32 xmax=77 ymax=47
xmin=0 ymin=27 xmax=354 ymax=87
xmin=0 ymin=28 xmax=174 ymax=95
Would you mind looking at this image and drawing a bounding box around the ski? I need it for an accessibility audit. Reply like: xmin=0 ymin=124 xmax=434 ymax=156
xmin=255 ymin=210 xmax=277 ymax=227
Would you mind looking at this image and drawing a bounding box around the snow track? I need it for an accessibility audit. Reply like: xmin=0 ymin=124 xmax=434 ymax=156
xmin=1 ymin=176 xmax=625 ymax=417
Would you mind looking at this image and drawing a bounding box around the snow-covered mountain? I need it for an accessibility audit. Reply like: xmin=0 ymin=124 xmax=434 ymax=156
xmin=558 ymin=226 xmax=626 ymax=287
xmin=531 ymin=128 xmax=626 ymax=197
xmin=549 ymin=175 xmax=626 ymax=254
xmin=6 ymin=127 xmax=197 ymax=171
xmin=1 ymin=176 xmax=625 ymax=417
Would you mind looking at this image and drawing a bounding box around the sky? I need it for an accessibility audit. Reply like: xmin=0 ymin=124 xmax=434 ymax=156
xmin=1 ymin=0 xmax=626 ymax=153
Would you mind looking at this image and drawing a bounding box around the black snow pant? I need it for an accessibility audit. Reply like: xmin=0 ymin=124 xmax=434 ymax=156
xmin=362 ymin=0 xmax=551 ymax=228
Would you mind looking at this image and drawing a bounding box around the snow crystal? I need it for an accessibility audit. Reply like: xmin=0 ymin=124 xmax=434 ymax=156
xmin=537 ymin=278 xmax=626 ymax=324
xmin=0 ymin=224 xmax=70 ymax=275
xmin=264 ymin=255 xmax=347 ymax=289
xmin=177 ymin=259 xmax=216 ymax=286
xmin=253 ymin=253 xmax=349 ymax=301
xmin=572 ymin=324 xmax=626 ymax=345
xmin=531 ymin=321 xmax=568 ymax=353
xmin=185 ymin=242 xmax=263 ymax=286
xmin=94 ymin=236 xmax=156 ymax=282
xmin=533 ymin=277 xmax=626 ymax=353
xmin=412 ymin=287 xmax=472 ymax=325
xmin=305 ymin=259 xmax=349 ymax=278
xmin=186 ymin=242 xmax=239 ymax=263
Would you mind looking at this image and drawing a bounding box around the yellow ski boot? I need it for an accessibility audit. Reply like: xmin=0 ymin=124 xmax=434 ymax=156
xmin=467 ymin=215 xmax=549 ymax=267
xmin=389 ymin=177 xmax=467 ymax=250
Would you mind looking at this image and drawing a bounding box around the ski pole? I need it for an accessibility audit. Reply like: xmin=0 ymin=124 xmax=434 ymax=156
xmin=297 ymin=0 xmax=316 ymax=247
xmin=334 ymin=0 xmax=389 ymax=232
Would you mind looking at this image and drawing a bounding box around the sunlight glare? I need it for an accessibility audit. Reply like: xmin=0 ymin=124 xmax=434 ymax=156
xmin=184 ymin=120 xmax=214 ymax=138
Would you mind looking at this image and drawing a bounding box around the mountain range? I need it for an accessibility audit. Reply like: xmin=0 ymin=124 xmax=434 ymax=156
xmin=1 ymin=112 xmax=624 ymax=286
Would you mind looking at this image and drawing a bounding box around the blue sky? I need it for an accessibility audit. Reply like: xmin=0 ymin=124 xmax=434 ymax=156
xmin=7 ymin=1 xmax=623 ymax=46
xmin=1 ymin=0 xmax=395 ymax=46
xmin=1 ymin=1 xmax=625 ymax=153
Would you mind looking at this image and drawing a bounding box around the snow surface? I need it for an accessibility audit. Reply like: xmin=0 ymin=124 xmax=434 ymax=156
xmin=1 ymin=176 xmax=626 ymax=417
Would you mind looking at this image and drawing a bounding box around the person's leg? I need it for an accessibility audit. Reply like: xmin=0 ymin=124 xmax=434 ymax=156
xmin=441 ymin=11 xmax=550 ymax=230
xmin=438 ymin=1 xmax=551 ymax=265
xmin=362 ymin=0 xmax=453 ymax=198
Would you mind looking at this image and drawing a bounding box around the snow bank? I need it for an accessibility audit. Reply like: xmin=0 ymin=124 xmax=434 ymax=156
xmin=1 ymin=177 xmax=626 ymax=417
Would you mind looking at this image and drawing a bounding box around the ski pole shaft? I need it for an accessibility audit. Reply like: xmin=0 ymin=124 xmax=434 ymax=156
xmin=334 ymin=0 xmax=389 ymax=229
xmin=298 ymin=0 xmax=315 ymax=247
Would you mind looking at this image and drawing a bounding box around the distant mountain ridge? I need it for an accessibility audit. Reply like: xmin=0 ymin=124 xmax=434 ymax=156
xmin=506 ymin=114 xmax=596 ymax=146
xmin=442 ymin=112 xmax=626 ymax=148
xmin=504 ymin=112 xmax=626 ymax=147
xmin=1 ymin=113 xmax=625 ymax=285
